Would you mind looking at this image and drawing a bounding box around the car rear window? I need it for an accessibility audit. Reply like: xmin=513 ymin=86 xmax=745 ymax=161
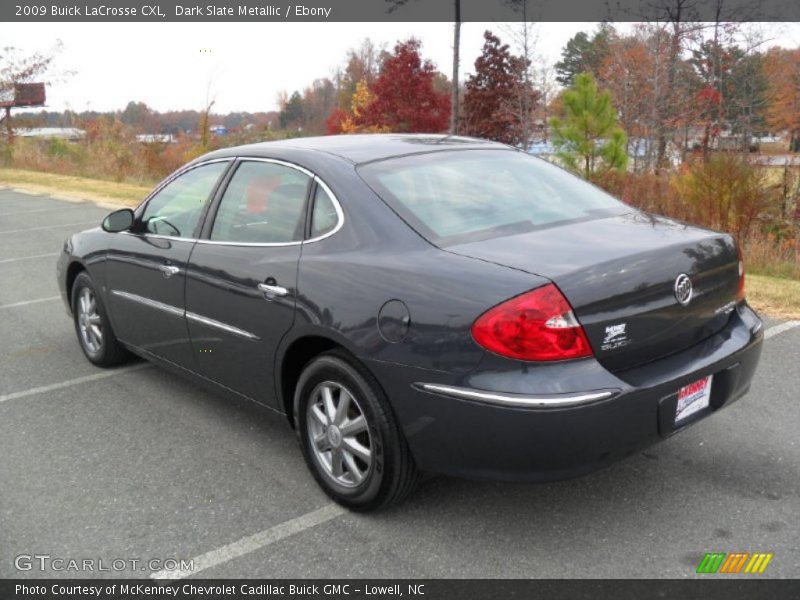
xmin=358 ymin=149 xmax=629 ymax=245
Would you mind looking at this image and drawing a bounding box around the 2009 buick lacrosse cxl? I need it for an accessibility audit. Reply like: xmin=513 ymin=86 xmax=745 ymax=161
xmin=57 ymin=134 xmax=764 ymax=510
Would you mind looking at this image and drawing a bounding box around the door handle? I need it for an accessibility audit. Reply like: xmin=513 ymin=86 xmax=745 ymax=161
xmin=159 ymin=264 xmax=181 ymax=278
xmin=257 ymin=282 xmax=289 ymax=297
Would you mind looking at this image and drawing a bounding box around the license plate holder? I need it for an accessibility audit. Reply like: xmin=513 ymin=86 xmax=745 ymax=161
xmin=675 ymin=375 xmax=713 ymax=424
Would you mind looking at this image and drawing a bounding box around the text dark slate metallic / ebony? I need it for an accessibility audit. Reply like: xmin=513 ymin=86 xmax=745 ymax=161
xmin=56 ymin=134 xmax=764 ymax=510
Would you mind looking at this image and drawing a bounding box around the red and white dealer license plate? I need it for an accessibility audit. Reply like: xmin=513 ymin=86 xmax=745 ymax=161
xmin=675 ymin=375 xmax=713 ymax=424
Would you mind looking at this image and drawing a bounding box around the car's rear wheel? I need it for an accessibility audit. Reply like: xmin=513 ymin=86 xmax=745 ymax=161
xmin=71 ymin=271 xmax=128 ymax=367
xmin=296 ymin=351 xmax=419 ymax=511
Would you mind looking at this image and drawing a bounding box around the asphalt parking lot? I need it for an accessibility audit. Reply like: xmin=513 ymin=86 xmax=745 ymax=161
xmin=1 ymin=187 xmax=798 ymax=580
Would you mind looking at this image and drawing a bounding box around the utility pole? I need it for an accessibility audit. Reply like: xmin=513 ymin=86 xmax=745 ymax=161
xmin=3 ymin=107 xmax=12 ymax=143
xmin=450 ymin=0 xmax=461 ymax=135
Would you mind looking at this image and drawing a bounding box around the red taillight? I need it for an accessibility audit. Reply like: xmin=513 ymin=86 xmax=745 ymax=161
xmin=471 ymin=284 xmax=594 ymax=361
xmin=736 ymin=245 xmax=746 ymax=302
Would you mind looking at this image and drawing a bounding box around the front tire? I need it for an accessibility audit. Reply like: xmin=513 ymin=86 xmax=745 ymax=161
xmin=296 ymin=351 xmax=419 ymax=511
xmin=71 ymin=271 xmax=128 ymax=367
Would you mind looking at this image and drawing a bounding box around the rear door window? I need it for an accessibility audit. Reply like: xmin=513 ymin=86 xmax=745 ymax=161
xmin=309 ymin=184 xmax=340 ymax=238
xmin=210 ymin=161 xmax=311 ymax=244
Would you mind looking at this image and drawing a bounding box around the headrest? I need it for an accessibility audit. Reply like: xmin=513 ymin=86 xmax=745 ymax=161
xmin=246 ymin=175 xmax=282 ymax=213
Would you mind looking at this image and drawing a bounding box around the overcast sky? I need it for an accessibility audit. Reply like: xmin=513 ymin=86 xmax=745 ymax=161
xmin=2 ymin=21 xmax=799 ymax=114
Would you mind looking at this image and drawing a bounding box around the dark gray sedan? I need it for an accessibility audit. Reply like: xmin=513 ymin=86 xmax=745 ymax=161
xmin=57 ymin=134 xmax=763 ymax=510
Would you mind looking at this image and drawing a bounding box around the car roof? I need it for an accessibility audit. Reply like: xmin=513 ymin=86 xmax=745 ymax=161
xmin=202 ymin=133 xmax=511 ymax=165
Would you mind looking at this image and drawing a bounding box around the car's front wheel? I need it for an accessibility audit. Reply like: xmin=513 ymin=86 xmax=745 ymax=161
xmin=296 ymin=351 xmax=419 ymax=511
xmin=71 ymin=271 xmax=128 ymax=367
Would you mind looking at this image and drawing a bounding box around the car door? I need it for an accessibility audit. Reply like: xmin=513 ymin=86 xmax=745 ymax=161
xmin=105 ymin=160 xmax=230 ymax=368
xmin=184 ymin=158 xmax=317 ymax=407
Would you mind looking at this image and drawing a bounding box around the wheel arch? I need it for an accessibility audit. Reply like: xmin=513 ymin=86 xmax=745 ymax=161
xmin=277 ymin=332 xmax=377 ymax=430
xmin=65 ymin=260 xmax=87 ymax=307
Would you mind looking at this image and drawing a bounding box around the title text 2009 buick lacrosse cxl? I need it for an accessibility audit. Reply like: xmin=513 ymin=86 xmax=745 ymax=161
xmin=57 ymin=135 xmax=763 ymax=510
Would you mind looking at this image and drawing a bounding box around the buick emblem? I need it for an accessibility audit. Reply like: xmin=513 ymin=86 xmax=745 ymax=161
xmin=674 ymin=273 xmax=693 ymax=306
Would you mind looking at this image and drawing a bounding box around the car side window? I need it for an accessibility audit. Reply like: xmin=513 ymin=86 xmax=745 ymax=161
xmin=210 ymin=161 xmax=311 ymax=244
xmin=310 ymin=185 xmax=339 ymax=238
xmin=141 ymin=162 xmax=228 ymax=237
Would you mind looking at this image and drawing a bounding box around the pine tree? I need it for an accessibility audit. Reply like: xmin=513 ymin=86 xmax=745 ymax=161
xmin=554 ymin=25 xmax=614 ymax=87
xmin=279 ymin=91 xmax=304 ymax=130
xmin=550 ymin=72 xmax=628 ymax=178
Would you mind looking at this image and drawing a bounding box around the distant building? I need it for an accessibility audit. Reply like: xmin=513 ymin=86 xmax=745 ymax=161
xmin=527 ymin=140 xmax=556 ymax=156
xmin=753 ymin=135 xmax=783 ymax=144
xmin=749 ymin=155 xmax=800 ymax=167
xmin=529 ymin=137 xmax=682 ymax=171
xmin=626 ymin=137 xmax=682 ymax=170
xmin=136 ymin=133 xmax=176 ymax=144
xmin=15 ymin=127 xmax=85 ymax=141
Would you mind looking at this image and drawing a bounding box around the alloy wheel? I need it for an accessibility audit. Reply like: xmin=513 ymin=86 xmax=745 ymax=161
xmin=77 ymin=287 xmax=103 ymax=354
xmin=306 ymin=381 xmax=373 ymax=488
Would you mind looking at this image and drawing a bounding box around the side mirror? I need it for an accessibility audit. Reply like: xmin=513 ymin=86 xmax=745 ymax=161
xmin=102 ymin=208 xmax=135 ymax=233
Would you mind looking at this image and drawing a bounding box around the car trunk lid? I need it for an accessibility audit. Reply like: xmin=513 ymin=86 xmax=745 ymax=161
xmin=447 ymin=212 xmax=740 ymax=371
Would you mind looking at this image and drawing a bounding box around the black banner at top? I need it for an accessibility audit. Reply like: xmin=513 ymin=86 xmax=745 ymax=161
xmin=3 ymin=0 xmax=800 ymax=22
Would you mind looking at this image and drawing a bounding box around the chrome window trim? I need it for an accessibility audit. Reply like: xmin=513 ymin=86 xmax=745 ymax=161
xmin=136 ymin=157 xmax=234 ymax=212
xmin=128 ymin=156 xmax=345 ymax=247
xmin=416 ymin=383 xmax=616 ymax=408
xmin=120 ymin=232 xmax=196 ymax=242
xmin=198 ymin=157 xmax=345 ymax=247
xmin=305 ymin=176 xmax=345 ymax=243
xmin=110 ymin=289 xmax=259 ymax=341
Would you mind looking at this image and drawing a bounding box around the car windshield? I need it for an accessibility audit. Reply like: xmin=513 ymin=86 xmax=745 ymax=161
xmin=358 ymin=149 xmax=630 ymax=245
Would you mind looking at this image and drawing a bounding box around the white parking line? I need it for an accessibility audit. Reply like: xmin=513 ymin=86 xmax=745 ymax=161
xmin=0 ymin=206 xmax=82 ymax=216
xmin=0 ymin=296 xmax=61 ymax=309
xmin=0 ymin=221 xmax=97 ymax=234
xmin=0 ymin=252 xmax=59 ymax=264
xmin=150 ymin=503 xmax=346 ymax=579
xmin=3 ymin=188 xmax=44 ymax=197
xmin=764 ymin=320 xmax=800 ymax=339
xmin=0 ymin=313 xmax=797 ymax=579
xmin=152 ymin=320 xmax=800 ymax=579
xmin=0 ymin=364 xmax=151 ymax=404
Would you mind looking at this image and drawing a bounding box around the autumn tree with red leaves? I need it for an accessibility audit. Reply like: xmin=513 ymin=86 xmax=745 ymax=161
xmin=597 ymin=38 xmax=651 ymax=125
xmin=325 ymin=107 xmax=349 ymax=135
xmin=764 ymin=47 xmax=800 ymax=152
xmin=326 ymin=39 xmax=450 ymax=134
xmin=460 ymin=31 xmax=535 ymax=146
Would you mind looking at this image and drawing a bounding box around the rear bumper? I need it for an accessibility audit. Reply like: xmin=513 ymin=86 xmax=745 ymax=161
xmin=366 ymin=303 xmax=763 ymax=482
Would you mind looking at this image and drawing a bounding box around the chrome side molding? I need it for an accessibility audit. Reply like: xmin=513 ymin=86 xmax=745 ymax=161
xmin=110 ymin=289 xmax=259 ymax=341
xmin=111 ymin=290 xmax=184 ymax=318
xmin=184 ymin=312 xmax=259 ymax=341
xmin=415 ymin=383 xmax=617 ymax=408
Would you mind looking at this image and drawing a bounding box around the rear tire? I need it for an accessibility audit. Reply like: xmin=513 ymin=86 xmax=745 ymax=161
xmin=296 ymin=350 xmax=419 ymax=511
xmin=71 ymin=271 xmax=129 ymax=367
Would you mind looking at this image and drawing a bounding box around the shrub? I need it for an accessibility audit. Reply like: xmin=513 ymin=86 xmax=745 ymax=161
xmin=670 ymin=155 xmax=780 ymax=241
xmin=743 ymin=234 xmax=799 ymax=279
xmin=594 ymin=157 xmax=798 ymax=279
